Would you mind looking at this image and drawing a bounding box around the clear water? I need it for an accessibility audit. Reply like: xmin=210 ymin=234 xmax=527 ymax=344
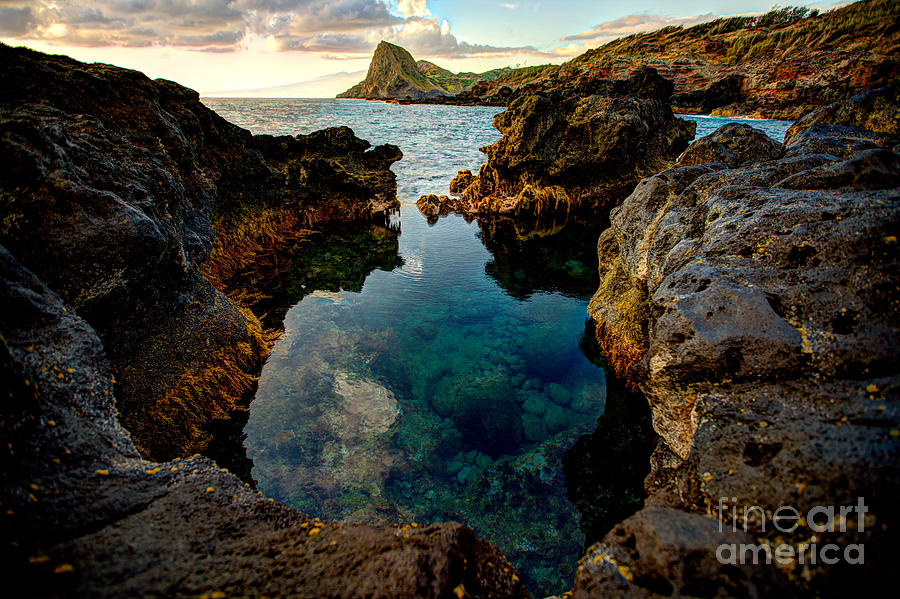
xmin=202 ymin=98 xmax=793 ymax=596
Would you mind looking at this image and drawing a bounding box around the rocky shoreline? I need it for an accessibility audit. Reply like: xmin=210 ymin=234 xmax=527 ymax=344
xmin=575 ymin=87 xmax=900 ymax=596
xmin=3 ymin=37 xmax=899 ymax=599
xmin=351 ymin=1 xmax=899 ymax=121
xmin=0 ymin=44 xmax=528 ymax=597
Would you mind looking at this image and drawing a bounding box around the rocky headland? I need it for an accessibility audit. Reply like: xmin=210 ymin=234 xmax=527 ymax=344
xmin=576 ymin=86 xmax=899 ymax=596
xmin=337 ymin=40 xmax=511 ymax=100
xmin=0 ymin=44 xmax=528 ymax=597
xmin=360 ymin=1 xmax=899 ymax=120
xmin=417 ymin=68 xmax=695 ymax=218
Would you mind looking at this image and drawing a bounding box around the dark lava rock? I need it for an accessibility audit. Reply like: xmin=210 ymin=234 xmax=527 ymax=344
xmin=676 ymin=122 xmax=784 ymax=167
xmin=0 ymin=248 xmax=528 ymax=598
xmin=421 ymin=68 xmax=695 ymax=218
xmin=0 ymin=43 xmax=401 ymax=462
xmin=785 ymin=85 xmax=900 ymax=147
xmin=571 ymin=508 xmax=779 ymax=598
xmin=583 ymin=87 xmax=900 ymax=594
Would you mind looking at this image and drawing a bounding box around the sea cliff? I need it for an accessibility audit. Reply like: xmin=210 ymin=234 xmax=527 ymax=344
xmin=366 ymin=1 xmax=899 ymax=120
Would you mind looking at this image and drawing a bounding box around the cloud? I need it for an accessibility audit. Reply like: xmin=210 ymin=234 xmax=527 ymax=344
xmin=560 ymin=12 xmax=717 ymax=49
xmin=396 ymin=0 xmax=428 ymax=18
xmin=0 ymin=5 xmax=40 ymax=36
xmin=276 ymin=15 xmax=548 ymax=58
xmin=1 ymin=0 xmax=542 ymax=59
xmin=0 ymin=0 xmax=248 ymax=49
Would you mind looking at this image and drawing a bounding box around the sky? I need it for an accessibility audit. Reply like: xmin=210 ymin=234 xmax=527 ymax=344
xmin=0 ymin=1 xmax=848 ymax=96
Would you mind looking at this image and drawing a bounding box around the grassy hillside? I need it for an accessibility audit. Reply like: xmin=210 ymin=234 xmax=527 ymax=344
xmin=471 ymin=0 xmax=898 ymax=118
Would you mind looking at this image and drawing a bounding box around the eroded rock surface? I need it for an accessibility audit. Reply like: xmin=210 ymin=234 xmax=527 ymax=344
xmin=582 ymin=87 xmax=900 ymax=595
xmin=420 ymin=68 xmax=695 ymax=218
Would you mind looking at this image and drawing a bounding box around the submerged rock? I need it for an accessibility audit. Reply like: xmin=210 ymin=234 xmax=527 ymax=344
xmin=433 ymin=371 xmax=524 ymax=458
xmin=417 ymin=68 xmax=695 ymax=217
xmin=582 ymin=87 xmax=900 ymax=594
xmin=0 ymin=248 xmax=528 ymax=598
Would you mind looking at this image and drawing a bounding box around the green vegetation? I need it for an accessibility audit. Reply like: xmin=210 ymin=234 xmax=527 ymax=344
xmin=492 ymin=64 xmax=560 ymax=88
xmin=571 ymin=0 xmax=899 ymax=65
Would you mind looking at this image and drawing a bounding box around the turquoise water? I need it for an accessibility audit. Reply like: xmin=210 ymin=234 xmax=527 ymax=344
xmin=203 ymin=98 xmax=793 ymax=596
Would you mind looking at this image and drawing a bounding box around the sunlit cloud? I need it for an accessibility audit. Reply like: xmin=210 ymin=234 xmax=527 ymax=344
xmin=552 ymin=12 xmax=718 ymax=56
xmin=396 ymin=0 xmax=429 ymax=18
xmin=0 ymin=0 xmax=546 ymax=58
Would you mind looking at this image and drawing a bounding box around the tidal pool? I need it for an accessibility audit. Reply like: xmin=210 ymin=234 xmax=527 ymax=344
xmin=244 ymin=206 xmax=607 ymax=596
xmin=203 ymin=98 xmax=793 ymax=596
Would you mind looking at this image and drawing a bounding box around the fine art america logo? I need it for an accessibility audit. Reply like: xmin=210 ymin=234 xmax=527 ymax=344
xmin=716 ymin=497 xmax=868 ymax=566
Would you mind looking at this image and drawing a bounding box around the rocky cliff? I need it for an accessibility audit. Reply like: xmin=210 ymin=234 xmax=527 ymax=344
xmin=0 ymin=43 xmax=529 ymax=597
xmin=418 ymin=68 xmax=695 ymax=217
xmin=578 ymin=86 xmax=899 ymax=596
xmin=401 ymin=1 xmax=900 ymax=119
xmin=338 ymin=40 xmax=510 ymax=99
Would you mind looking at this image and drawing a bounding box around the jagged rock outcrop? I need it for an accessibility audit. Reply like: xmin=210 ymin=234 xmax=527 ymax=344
xmin=581 ymin=87 xmax=900 ymax=596
xmin=0 ymin=43 xmax=401 ymax=463
xmin=422 ymin=68 xmax=695 ymax=217
xmin=338 ymin=41 xmax=510 ymax=100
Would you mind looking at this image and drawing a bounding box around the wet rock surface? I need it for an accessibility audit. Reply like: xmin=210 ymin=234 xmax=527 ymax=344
xmin=419 ymin=68 xmax=695 ymax=218
xmin=582 ymin=87 xmax=900 ymax=595
xmin=0 ymin=46 xmax=528 ymax=598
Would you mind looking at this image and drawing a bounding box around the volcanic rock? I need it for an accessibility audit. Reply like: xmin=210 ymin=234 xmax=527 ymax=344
xmin=583 ymin=86 xmax=900 ymax=595
xmin=0 ymin=44 xmax=528 ymax=598
xmin=420 ymin=68 xmax=695 ymax=218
